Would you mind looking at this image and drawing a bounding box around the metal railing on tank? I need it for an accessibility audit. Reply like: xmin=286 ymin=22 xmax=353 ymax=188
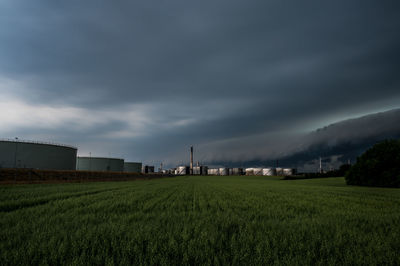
xmin=0 ymin=138 xmax=77 ymax=150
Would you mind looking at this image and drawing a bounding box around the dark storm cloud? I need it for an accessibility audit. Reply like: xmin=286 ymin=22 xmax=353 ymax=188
xmin=0 ymin=0 xmax=400 ymax=165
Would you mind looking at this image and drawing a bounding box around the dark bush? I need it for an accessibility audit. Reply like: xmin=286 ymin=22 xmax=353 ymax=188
xmin=345 ymin=140 xmax=400 ymax=187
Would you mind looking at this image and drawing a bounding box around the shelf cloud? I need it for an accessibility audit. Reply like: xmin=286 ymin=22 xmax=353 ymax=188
xmin=0 ymin=1 xmax=399 ymax=167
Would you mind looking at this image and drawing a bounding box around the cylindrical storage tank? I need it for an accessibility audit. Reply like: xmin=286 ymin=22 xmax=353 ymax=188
xmin=245 ymin=168 xmax=254 ymax=175
xmin=283 ymin=168 xmax=296 ymax=176
xmin=276 ymin=167 xmax=284 ymax=176
xmin=253 ymin=168 xmax=263 ymax=176
xmin=232 ymin=168 xmax=244 ymax=175
xmin=77 ymin=157 xmax=124 ymax=172
xmin=177 ymin=166 xmax=189 ymax=175
xmin=193 ymin=166 xmax=201 ymax=175
xmin=208 ymin=168 xmax=219 ymax=175
xmin=263 ymin=168 xmax=276 ymax=176
xmin=124 ymin=162 xmax=142 ymax=173
xmin=0 ymin=139 xmax=77 ymax=170
xmin=219 ymin=168 xmax=229 ymax=176
xmin=141 ymin=165 xmax=155 ymax=173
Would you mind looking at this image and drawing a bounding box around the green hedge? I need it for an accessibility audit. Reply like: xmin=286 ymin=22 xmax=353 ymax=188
xmin=345 ymin=139 xmax=400 ymax=187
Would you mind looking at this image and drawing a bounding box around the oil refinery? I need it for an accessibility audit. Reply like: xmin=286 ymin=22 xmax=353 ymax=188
xmin=0 ymin=138 xmax=297 ymax=176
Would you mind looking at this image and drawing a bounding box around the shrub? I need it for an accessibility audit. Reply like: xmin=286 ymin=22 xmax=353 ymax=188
xmin=345 ymin=139 xmax=400 ymax=187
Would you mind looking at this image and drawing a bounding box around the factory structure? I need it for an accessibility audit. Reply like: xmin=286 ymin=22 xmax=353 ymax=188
xmin=0 ymin=139 xmax=296 ymax=176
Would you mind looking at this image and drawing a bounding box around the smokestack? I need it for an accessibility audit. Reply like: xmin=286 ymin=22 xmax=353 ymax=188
xmin=190 ymin=146 xmax=193 ymax=174
xmin=319 ymin=157 xmax=322 ymax=174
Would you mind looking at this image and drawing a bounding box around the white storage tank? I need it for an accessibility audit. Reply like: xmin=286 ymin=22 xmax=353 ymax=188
xmin=193 ymin=166 xmax=201 ymax=175
xmin=245 ymin=168 xmax=254 ymax=175
xmin=177 ymin=166 xmax=189 ymax=175
xmin=219 ymin=168 xmax=229 ymax=176
xmin=208 ymin=168 xmax=219 ymax=175
xmin=253 ymin=168 xmax=263 ymax=176
xmin=262 ymin=168 xmax=276 ymax=176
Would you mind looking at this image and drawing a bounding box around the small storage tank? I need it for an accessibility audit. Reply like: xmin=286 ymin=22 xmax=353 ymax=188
xmin=283 ymin=168 xmax=296 ymax=176
xmin=124 ymin=162 xmax=142 ymax=173
xmin=77 ymin=157 xmax=124 ymax=172
xmin=262 ymin=168 xmax=276 ymax=176
xmin=253 ymin=168 xmax=263 ymax=176
xmin=245 ymin=168 xmax=254 ymax=175
xmin=193 ymin=166 xmax=201 ymax=175
xmin=276 ymin=167 xmax=284 ymax=176
xmin=177 ymin=166 xmax=189 ymax=175
xmin=219 ymin=168 xmax=229 ymax=176
xmin=208 ymin=168 xmax=219 ymax=175
xmin=142 ymin=165 xmax=155 ymax=174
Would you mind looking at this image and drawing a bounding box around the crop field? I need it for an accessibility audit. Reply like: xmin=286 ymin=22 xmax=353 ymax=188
xmin=1 ymin=175 xmax=399 ymax=265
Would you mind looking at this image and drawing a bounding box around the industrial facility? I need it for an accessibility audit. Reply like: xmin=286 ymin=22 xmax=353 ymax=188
xmin=0 ymin=138 xmax=297 ymax=177
xmin=76 ymin=157 xmax=124 ymax=172
xmin=0 ymin=139 xmax=77 ymax=170
xmin=167 ymin=146 xmax=297 ymax=176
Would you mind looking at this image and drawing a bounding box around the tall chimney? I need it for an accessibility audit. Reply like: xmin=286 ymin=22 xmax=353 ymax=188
xmin=190 ymin=146 xmax=193 ymax=174
xmin=319 ymin=157 xmax=322 ymax=174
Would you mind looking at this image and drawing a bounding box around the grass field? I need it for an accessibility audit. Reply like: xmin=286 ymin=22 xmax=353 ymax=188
xmin=1 ymin=176 xmax=399 ymax=265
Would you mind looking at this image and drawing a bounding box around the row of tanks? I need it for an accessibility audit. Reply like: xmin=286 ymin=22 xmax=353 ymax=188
xmin=169 ymin=166 xmax=296 ymax=176
xmin=0 ymin=139 xmax=144 ymax=172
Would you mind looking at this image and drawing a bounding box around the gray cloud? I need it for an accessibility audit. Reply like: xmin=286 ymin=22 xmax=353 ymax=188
xmin=0 ymin=1 xmax=399 ymax=168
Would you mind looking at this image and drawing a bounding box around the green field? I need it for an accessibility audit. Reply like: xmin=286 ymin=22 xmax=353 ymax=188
xmin=1 ymin=176 xmax=399 ymax=265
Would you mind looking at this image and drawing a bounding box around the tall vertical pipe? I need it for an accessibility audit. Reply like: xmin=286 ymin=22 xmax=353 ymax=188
xmin=190 ymin=146 xmax=193 ymax=175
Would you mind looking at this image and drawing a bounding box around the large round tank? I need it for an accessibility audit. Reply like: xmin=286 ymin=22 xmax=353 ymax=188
xmin=263 ymin=168 xmax=276 ymax=176
xmin=0 ymin=139 xmax=77 ymax=170
xmin=124 ymin=162 xmax=142 ymax=173
xmin=77 ymin=157 xmax=124 ymax=172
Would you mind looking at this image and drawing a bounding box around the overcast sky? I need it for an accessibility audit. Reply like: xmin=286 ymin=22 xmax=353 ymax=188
xmin=1 ymin=1 xmax=399 ymax=168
